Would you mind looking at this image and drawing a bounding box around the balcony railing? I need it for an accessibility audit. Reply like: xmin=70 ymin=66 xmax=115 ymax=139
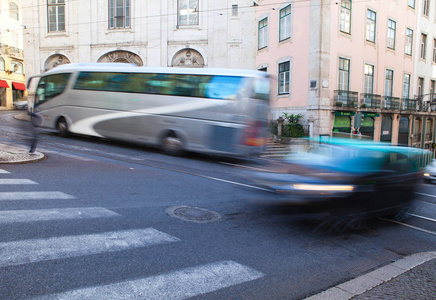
xmin=0 ymin=43 xmax=24 ymax=59
xmin=401 ymin=98 xmax=419 ymax=112
xmin=334 ymin=90 xmax=359 ymax=108
xmin=382 ymin=96 xmax=400 ymax=110
xmin=360 ymin=93 xmax=381 ymax=109
xmin=425 ymin=132 xmax=433 ymax=141
xmin=413 ymin=133 xmax=422 ymax=143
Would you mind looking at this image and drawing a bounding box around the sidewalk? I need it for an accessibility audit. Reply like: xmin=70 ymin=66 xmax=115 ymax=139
xmin=305 ymin=251 xmax=436 ymax=300
xmin=0 ymin=112 xmax=45 ymax=164
xmin=0 ymin=143 xmax=45 ymax=164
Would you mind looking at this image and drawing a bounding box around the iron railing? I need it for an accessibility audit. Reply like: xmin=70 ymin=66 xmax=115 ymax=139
xmin=401 ymin=98 xmax=419 ymax=112
xmin=360 ymin=93 xmax=381 ymax=109
xmin=334 ymin=90 xmax=359 ymax=108
xmin=382 ymin=96 xmax=400 ymax=110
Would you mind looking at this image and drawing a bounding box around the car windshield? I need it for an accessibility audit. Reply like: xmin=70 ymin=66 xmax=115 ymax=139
xmin=284 ymin=144 xmax=389 ymax=174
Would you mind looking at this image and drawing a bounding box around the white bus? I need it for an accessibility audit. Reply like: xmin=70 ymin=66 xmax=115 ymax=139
xmin=28 ymin=63 xmax=270 ymax=157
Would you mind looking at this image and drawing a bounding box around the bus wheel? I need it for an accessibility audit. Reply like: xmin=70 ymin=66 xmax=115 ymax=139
xmin=162 ymin=133 xmax=184 ymax=156
xmin=56 ymin=118 xmax=69 ymax=137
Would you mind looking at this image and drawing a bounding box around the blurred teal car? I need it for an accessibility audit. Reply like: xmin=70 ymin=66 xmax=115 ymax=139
xmin=246 ymin=138 xmax=431 ymax=223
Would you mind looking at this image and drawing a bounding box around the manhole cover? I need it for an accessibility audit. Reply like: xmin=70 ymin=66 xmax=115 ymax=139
xmin=166 ymin=206 xmax=221 ymax=223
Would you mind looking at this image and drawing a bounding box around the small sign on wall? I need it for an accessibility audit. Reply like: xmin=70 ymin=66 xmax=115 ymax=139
xmin=383 ymin=131 xmax=389 ymax=135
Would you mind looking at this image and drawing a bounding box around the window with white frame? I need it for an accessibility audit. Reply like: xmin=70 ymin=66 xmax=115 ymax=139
xmin=109 ymin=0 xmax=130 ymax=29
xmin=0 ymin=58 xmax=5 ymax=71
xmin=433 ymin=38 xmax=436 ymax=63
xmin=279 ymin=5 xmax=291 ymax=41
xmin=423 ymin=0 xmax=429 ymax=16
xmin=178 ymin=0 xmax=198 ymax=26
xmin=258 ymin=18 xmax=268 ymax=49
xmin=431 ymin=80 xmax=435 ymax=98
xmin=48 ymin=0 xmax=65 ymax=32
xmin=9 ymin=2 xmax=18 ymax=20
xmin=338 ymin=58 xmax=350 ymax=91
xmin=340 ymin=0 xmax=351 ymax=34
xmin=418 ymin=77 xmax=424 ymax=96
xmin=232 ymin=5 xmax=238 ymax=17
xmin=366 ymin=9 xmax=376 ymax=42
xmin=387 ymin=19 xmax=396 ymax=50
xmin=403 ymin=73 xmax=411 ymax=99
xmin=278 ymin=61 xmax=290 ymax=95
xmin=11 ymin=60 xmax=23 ymax=74
xmin=384 ymin=69 xmax=393 ymax=97
xmin=364 ymin=64 xmax=374 ymax=94
xmin=405 ymin=28 xmax=413 ymax=56
xmin=408 ymin=0 xmax=415 ymax=9
xmin=421 ymin=33 xmax=427 ymax=60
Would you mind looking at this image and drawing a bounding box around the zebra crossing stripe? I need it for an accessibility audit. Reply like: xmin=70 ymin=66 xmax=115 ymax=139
xmin=0 ymin=191 xmax=75 ymax=200
xmin=0 ymin=169 xmax=10 ymax=174
xmin=0 ymin=207 xmax=120 ymax=224
xmin=34 ymin=260 xmax=264 ymax=300
xmin=0 ymin=179 xmax=37 ymax=184
xmin=0 ymin=228 xmax=180 ymax=267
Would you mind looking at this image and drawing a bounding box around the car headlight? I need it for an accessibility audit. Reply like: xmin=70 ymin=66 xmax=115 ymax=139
xmin=424 ymin=173 xmax=430 ymax=177
xmin=293 ymin=184 xmax=355 ymax=192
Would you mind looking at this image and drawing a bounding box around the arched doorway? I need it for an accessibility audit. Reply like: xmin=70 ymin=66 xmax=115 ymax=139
xmin=381 ymin=115 xmax=393 ymax=142
xmin=97 ymin=51 xmax=143 ymax=66
xmin=360 ymin=116 xmax=375 ymax=139
xmin=44 ymin=54 xmax=71 ymax=72
xmin=398 ymin=116 xmax=410 ymax=146
xmin=171 ymin=48 xmax=205 ymax=67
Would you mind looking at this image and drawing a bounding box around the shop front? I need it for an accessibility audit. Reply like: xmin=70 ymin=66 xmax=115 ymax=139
xmin=333 ymin=111 xmax=354 ymax=136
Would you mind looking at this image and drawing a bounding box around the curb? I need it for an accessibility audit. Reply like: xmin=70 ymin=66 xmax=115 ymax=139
xmin=304 ymin=251 xmax=436 ymax=300
xmin=0 ymin=143 xmax=45 ymax=164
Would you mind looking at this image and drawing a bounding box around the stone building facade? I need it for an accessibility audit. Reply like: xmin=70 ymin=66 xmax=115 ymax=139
xmin=22 ymin=0 xmax=257 ymax=76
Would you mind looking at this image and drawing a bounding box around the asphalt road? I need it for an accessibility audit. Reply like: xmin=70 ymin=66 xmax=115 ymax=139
xmin=0 ymin=111 xmax=435 ymax=300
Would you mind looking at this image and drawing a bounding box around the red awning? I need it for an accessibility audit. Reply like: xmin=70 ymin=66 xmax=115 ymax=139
xmin=0 ymin=80 xmax=9 ymax=88
xmin=12 ymin=82 xmax=25 ymax=90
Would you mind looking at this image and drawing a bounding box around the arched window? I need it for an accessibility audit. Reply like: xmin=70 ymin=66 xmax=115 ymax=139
xmin=11 ymin=60 xmax=23 ymax=74
xmin=9 ymin=2 xmax=19 ymax=21
xmin=0 ymin=58 xmax=5 ymax=71
xmin=97 ymin=50 xmax=143 ymax=66
xmin=172 ymin=48 xmax=204 ymax=67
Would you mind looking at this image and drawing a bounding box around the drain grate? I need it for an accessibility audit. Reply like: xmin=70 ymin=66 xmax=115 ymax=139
xmin=166 ymin=206 xmax=221 ymax=223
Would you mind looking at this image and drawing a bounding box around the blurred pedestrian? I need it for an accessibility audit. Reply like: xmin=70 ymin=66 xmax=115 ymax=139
xmin=29 ymin=112 xmax=42 ymax=153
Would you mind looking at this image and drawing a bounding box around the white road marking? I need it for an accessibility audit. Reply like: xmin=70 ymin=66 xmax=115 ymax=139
xmin=0 ymin=169 xmax=10 ymax=174
xmin=0 ymin=228 xmax=180 ymax=267
xmin=34 ymin=260 xmax=264 ymax=300
xmin=220 ymin=162 xmax=271 ymax=172
xmin=415 ymin=192 xmax=436 ymax=199
xmin=41 ymin=149 xmax=95 ymax=162
xmin=200 ymin=174 xmax=272 ymax=192
xmin=0 ymin=179 xmax=37 ymax=185
xmin=0 ymin=207 xmax=120 ymax=224
xmin=408 ymin=213 xmax=436 ymax=223
xmin=380 ymin=218 xmax=436 ymax=236
xmin=0 ymin=191 xmax=75 ymax=201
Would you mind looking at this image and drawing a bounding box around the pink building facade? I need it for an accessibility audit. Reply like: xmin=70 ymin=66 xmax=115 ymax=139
xmin=256 ymin=0 xmax=436 ymax=149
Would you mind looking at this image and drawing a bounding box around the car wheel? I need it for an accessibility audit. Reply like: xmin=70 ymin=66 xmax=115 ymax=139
xmin=162 ymin=133 xmax=184 ymax=156
xmin=56 ymin=117 xmax=69 ymax=137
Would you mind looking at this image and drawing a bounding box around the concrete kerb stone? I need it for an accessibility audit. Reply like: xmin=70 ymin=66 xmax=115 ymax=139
xmin=304 ymin=251 xmax=436 ymax=300
xmin=0 ymin=144 xmax=45 ymax=164
xmin=0 ymin=112 xmax=45 ymax=164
